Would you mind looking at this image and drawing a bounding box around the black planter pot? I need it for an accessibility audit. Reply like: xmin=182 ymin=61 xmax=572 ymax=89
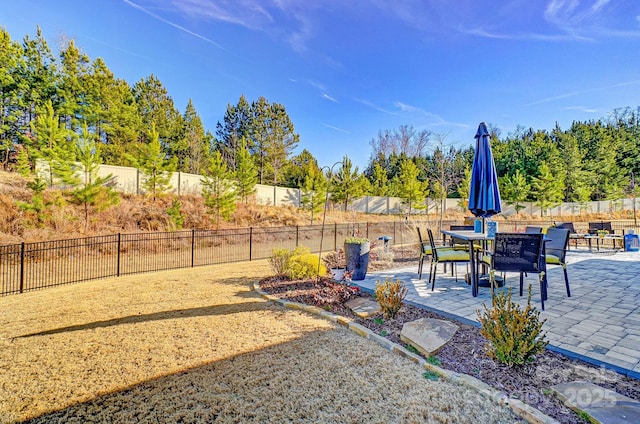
xmin=344 ymin=241 xmax=370 ymax=280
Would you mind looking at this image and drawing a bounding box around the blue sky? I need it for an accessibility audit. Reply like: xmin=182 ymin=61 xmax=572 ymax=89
xmin=3 ymin=0 xmax=640 ymax=169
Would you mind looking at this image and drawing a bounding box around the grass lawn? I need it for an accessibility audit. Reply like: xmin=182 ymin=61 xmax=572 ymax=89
xmin=0 ymin=261 xmax=521 ymax=423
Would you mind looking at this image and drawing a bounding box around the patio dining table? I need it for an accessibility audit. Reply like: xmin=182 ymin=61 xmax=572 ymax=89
xmin=440 ymin=229 xmax=493 ymax=297
xmin=569 ymin=233 xmax=623 ymax=251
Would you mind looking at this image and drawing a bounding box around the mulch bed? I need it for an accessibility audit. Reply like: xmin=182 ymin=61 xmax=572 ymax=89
xmin=259 ymin=248 xmax=640 ymax=424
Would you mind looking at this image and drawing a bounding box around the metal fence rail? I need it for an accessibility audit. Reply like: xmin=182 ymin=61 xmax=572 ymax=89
xmin=4 ymin=218 xmax=635 ymax=296
xmin=0 ymin=221 xmax=425 ymax=296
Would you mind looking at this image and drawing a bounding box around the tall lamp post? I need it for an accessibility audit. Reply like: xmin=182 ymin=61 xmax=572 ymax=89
xmin=317 ymin=161 xmax=342 ymax=276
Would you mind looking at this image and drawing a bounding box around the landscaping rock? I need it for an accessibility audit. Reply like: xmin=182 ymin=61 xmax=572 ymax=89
xmin=552 ymin=381 xmax=640 ymax=424
xmin=345 ymin=297 xmax=380 ymax=318
xmin=400 ymin=318 xmax=458 ymax=356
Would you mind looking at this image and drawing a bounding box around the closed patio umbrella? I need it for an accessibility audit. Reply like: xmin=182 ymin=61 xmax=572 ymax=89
xmin=468 ymin=122 xmax=501 ymax=222
xmin=467 ymin=122 xmax=503 ymax=292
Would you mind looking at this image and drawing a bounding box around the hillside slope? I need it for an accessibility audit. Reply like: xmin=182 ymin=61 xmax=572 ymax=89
xmin=0 ymin=171 xmax=412 ymax=244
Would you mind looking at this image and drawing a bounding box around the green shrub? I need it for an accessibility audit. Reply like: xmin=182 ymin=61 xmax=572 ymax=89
xmin=477 ymin=286 xmax=548 ymax=367
xmin=269 ymin=248 xmax=292 ymax=276
xmin=288 ymin=252 xmax=325 ymax=279
xmin=166 ymin=198 xmax=184 ymax=230
xmin=374 ymin=278 xmax=408 ymax=319
xmin=269 ymin=246 xmax=324 ymax=279
xmin=345 ymin=237 xmax=369 ymax=244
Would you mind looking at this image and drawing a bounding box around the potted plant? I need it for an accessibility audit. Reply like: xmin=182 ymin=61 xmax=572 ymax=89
xmin=344 ymin=237 xmax=370 ymax=280
xmin=322 ymin=248 xmax=348 ymax=282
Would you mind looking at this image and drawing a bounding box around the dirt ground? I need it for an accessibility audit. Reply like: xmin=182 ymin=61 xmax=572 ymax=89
xmin=0 ymin=261 xmax=522 ymax=423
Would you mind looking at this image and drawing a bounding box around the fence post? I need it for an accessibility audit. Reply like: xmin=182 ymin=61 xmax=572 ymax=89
xmin=191 ymin=229 xmax=195 ymax=267
xmin=296 ymin=226 xmax=299 ymax=247
xmin=393 ymin=221 xmax=397 ymax=245
xmin=249 ymin=227 xmax=253 ymax=261
xmin=117 ymin=233 xmax=121 ymax=277
xmin=334 ymin=223 xmax=337 ymax=251
xmin=19 ymin=242 xmax=25 ymax=293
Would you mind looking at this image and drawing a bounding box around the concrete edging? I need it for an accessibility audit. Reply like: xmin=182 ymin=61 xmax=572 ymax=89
xmin=253 ymin=282 xmax=559 ymax=424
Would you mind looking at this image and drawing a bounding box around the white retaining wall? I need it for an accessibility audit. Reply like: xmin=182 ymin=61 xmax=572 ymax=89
xmin=37 ymin=161 xmax=640 ymax=216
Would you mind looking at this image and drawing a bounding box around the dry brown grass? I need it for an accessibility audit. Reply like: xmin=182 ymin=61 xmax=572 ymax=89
xmin=0 ymin=261 xmax=521 ymax=423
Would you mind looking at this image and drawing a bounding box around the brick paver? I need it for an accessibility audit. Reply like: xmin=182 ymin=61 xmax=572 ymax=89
xmin=356 ymin=249 xmax=640 ymax=378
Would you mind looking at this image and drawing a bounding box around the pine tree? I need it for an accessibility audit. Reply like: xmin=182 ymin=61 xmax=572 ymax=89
xmin=16 ymin=176 xmax=50 ymax=227
xmin=394 ymin=159 xmax=428 ymax=217
xmin=300 ymin=165 xmax=327 ymax=224
xmin=234 ymin=137 xmax=257 ymax=203
xmin=0 ymin=29 xmax=24 ymax=171
xmin=201 ymin=151 xmax=237 ymax=228
xmin=500 ymin=169 xmax=530 ymax=214
xmin=531 ymin=162 xmax=563 ymax=216
xmin=70 ymin=123 xmax=119 ymax=229
xmin=128 ymin=123 xmax=176 ymax=202
xmin=369 ymin=162 xmax=389 ymax=196
xmin=456 ymin=167 xmax=471 ymax=211
xmin=330 ymin=156 xmax=366 ymax=211
xmin=28 ymin=100 xmax=69 ymax=183
xmin=215 ymin=94 xmax=251 ymax=171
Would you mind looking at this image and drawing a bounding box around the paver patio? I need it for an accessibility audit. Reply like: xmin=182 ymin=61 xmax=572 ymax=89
xmin=358 ymin=249 xmax=640 ymax=378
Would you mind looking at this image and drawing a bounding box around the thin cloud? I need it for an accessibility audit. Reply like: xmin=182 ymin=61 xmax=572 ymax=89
xmin=122 ymin=0 xmax=225 ymax=50
xmin=524 ymin=80 xmax=640 ymax=106
xmin=563 ymin=106 xmax=599 ymax=113
xmin=393 ymin=101 xmax=468 ymax=128
xmin=77 ymin=34 xmax=151 ymax=60
xmin=170 ymin=0 xmax=273 ymax=30
xmin=322 ymin=123 xmax=351 ymax=134
xmin=354 ymin=98 xmax=399 ymax=116
xmin=321 ymin=93 xmax=338 ymax=103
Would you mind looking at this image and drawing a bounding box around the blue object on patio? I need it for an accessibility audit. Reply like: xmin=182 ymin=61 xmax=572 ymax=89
xmin=625 ymin=233 xmax=640 ymax=252
xmin=468 ymin=122 xmax=502 ymax=222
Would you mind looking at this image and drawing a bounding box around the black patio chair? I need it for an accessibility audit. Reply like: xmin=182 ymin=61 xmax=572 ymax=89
xmin=555 ymin=222 xmax=578 ymax=249
xmin=544 ymin=228 xmax=571 ymax=298
xmin=525 ymin=226 xmax=542 ymax=234
xmin=588 ymin=221 xmax=613 ymax=235
xmin=426 ymin=228 xmax=470 ymax=290
xmin=487 ymin=233 xmax=549 ymax=309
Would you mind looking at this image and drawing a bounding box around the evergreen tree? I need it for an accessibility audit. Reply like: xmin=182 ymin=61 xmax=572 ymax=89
xmin=181 ymin=99 xmax=210 ymax=174
xmin=531 ymin=162 xmax=563 ymax=216
xmin=369 ymin=162 xmax=389 ymax=196
xmin=281 ymin=149 xmax=319 ymax=188
xmin=16 ymin=176 xmax=50 ymax=227
xmin=201 ymin=151 xmax=237 ymax=228
xmin=57 ymin=39 xmax=91 ymax=131
xmin=28 ymin=100 xmax=68 ymax=180
xmin=0 ymin=29 xmax=24 ymax=171
xmin=19 ymin=27 xmax=57 ymax=133
xmin=500 ymin=169 xmax=530 ymax=214
xmin=249 ymin=97 xmax=299 ymax=184
xmin=71 ymin=123 xmax=119 ymax=229
xmin=456 ymin=167 xmax=471 ymax=211
xmin=393 ymin=159 xmax=428 ymax=217
xmin=215 ymin=94 xmax=251 ymax=171
xmin=133 ymin=74 xmax=183 ymax=164
xmin=330 ymin=156 xmax=366 ymax=211
xmin=234 ymin=137 xmax=257 ymax=203
xmin=85 ymin=58 xmax=142 ymax=165
xmin=300 ymin=165 xmax=327 ymax=224
xmin=128 ymin=124 xmax=176 ymax=201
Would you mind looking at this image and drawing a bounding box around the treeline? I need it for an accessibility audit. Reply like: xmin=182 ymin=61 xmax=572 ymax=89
xmin=2 ymin=26 xmax=640 ymax=222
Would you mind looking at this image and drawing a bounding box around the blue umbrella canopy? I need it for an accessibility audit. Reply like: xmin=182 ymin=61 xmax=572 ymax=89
xmin=468 ymin=122 xmax=501 ymax=218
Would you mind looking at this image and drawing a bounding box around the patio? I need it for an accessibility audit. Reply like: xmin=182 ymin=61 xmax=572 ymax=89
xmin=358 ymin=249 xmax=640 ymax=378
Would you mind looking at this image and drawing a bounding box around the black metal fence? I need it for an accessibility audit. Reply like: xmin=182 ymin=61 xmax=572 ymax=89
xmin=3 ymin=218 xmax=637 ymax=297
xmin=0 ymin=221 xmax=424 ymax=296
